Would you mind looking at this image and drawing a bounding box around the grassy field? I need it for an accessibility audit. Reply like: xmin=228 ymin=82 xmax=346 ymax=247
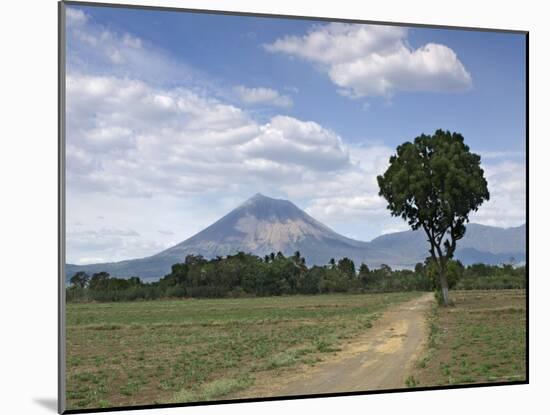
xmin=408 ymin=290 xmax=526 ymax=387
xmin=66 ymin=292 xmax=419 ymax=410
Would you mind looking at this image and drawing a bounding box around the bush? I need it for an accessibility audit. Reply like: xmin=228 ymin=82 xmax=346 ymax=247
xmin=455 ymin=274 xmax=525 ymax=290
xmin=164 ymin=285 xmax=186 ymax=298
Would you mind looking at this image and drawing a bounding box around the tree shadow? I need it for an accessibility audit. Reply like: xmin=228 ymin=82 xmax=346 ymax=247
xmin=34 ymin=398 xmax=57 ymax=413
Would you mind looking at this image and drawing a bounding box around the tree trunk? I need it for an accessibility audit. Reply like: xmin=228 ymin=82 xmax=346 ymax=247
xmin=439 ymin=268 xmax=450 ymax=306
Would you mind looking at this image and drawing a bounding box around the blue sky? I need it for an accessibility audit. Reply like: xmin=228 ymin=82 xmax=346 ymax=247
xmin=64 ymin=4 xmax=526 ymax=264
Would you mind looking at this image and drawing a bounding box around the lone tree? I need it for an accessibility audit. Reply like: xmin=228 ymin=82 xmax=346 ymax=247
xmin=337 ymin=257 xmax=356 ymax=278
xmin=69 ymin=271 xmax=89 ymax=289
xmin=377 ymin=130 xmax=489 ymax=305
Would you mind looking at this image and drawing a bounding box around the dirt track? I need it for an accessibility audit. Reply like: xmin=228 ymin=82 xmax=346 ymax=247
xmin=233 ymin=292 xmax=434 ymax=398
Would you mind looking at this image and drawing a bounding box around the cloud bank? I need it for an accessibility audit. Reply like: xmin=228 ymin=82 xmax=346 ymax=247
xmin=66 ymin=74 xmax=350 ymax=199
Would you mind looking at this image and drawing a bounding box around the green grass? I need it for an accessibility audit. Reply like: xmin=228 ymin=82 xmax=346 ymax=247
xmin=411 ymin=290 xmax=526 ymax=387
xmin=66 ymin=292 xmax=420 ymax=410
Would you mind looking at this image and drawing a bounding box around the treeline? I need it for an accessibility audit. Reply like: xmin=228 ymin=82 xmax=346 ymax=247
xmin=66 ymin=251 xmax=526 ymax=302
xmin=455 ymin=262 xmax=526 ymax=290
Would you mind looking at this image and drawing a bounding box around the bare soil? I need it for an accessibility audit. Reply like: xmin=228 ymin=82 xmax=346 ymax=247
xmin=230 ymin=292 xmax=434 ymax=398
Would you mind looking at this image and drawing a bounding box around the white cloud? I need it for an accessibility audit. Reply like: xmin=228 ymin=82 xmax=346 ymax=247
xmin=476 ymin=150 xmax=525 ymax=160
xmin=66 ymin=8 xmax=88 ymax=27
xmin=470 ymin=161 xmax=526 ymax=227
xmin=67 ymin=227 xmax=169 ymax=264
xmin=66 ymin=74 xmax=351 ymax=201
xmin=158 ymin=229 xmax=175 ymax=236
xmin=265 ymin=23 xmax=472 ymax=98
xmin=266 ymin=24 xmax=406 ymax=64
xmin=122 ymin=33 xmax=142 ymax=49
xmin=293 ymin=144 xmax=396 ymax=226
xmin=306 ymin=195 xmax=386 ymax=220
xmin=234 ymin=85 xmax=293 ymax=107
xmin=242 ymin=116 xmax=348 ymax=171
xmin=66 ymin=7 xmax=198 ymax=88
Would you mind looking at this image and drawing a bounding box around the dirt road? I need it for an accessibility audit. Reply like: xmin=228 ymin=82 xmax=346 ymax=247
xmin=233 ymin=292 xmax=434 ymax=398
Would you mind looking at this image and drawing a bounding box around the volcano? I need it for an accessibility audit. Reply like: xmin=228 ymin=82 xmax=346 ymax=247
xmin=65 ymin=193 xmax=526 ymax=280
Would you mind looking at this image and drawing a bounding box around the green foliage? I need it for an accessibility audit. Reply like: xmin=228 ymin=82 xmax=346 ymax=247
xmin=362 ymin=268 xmax=432 ymax=292
xmin=377 ymin=130 xmax=489 ymax=237
xmin=299 ymin=266 xmax=324 ymax=294
xmin=456 ymin=265 xmax=526 ymax=290
xmin=430 ymin=263 xmax=457 ymax=306
xmin=405 ymin=375 xmax=418 ymax=387
xmin=358 ymin=263 xmax=370 ymax=285
xmin=337 ymin=257 xmax=356 ymax=278
xmin=66 ymin=252 xmax=525 ymax=303
xmin=425 ymin=258 xmax=463 ymax=290
xmin=70 ymin=271 xmax=90 ymax=289
xmin=318 ymin=267 xmax=350 ymax=293
xmin=88 ymin=272 xmax=111 ymax=291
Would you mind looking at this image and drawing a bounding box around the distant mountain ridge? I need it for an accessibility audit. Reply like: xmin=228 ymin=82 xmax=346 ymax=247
xmin=368 ymin=223 xmax=525 ymax=266
xmin=66 ymin=194 xmax=526 ymax=281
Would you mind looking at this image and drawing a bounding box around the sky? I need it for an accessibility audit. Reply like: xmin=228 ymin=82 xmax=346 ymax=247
xmin=64 ymin=5 xmax=527 ymax=265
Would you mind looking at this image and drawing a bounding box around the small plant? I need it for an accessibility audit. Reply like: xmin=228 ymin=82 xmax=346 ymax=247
xmin=97 ymin=400 xmax=111 ymax=408
xmin=405 ymin=375 xmax=418 ymax=387
xmin=314 ymin=339 xmax=340 ymax=353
